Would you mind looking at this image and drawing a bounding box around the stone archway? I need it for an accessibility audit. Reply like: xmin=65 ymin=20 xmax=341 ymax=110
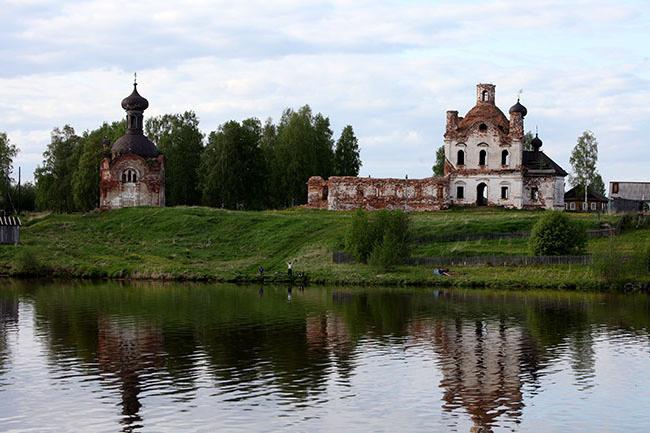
xmin=476 ymin=183 xmax=488 ymax=206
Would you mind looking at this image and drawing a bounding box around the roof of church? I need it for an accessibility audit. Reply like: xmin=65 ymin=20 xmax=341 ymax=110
xmin=121 ymin=84 xmax=149 ymax=111
xmin=112 ymin=134 xmax=159 ymax=158
xmin=522 ymin=151 xmax=568 ymax=177
xmin=457 ymin=103 xmax=510 ymax=134
xmin=564 ymin=186 xmax=608 ymax=202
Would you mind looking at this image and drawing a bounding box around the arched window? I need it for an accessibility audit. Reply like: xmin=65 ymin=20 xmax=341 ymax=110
xmin=482 ymin=90 xmax=488 ymax=101
xmin=457 ymin=150 xmax=465 ymax=166
xmin=122 ymin=168 xmax=138 ymax=183
xmin=501 ymin=149 xmax=509 ymax=166
xmin=479 ymin=150 xmax=487 ymax=166
xmin=479 ymin=123 xmax=488 ymax=132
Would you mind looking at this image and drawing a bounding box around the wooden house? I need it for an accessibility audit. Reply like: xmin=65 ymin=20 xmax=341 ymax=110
xmin=0 ymin=216 xmax=21 ymax=244
xmin=564 ymin=186 xmax=608 ymax=212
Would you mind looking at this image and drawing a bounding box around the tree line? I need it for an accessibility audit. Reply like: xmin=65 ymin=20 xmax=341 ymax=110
xmin=1 ymin=105 xmax=361 ymax=213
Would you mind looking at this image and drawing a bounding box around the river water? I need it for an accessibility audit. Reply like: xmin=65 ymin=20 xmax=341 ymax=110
xmin=0 ymin=280 xmax=649 ymax=433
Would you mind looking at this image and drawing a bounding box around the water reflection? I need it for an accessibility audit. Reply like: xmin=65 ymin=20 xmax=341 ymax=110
xmin=0 ymin=281 xmax=649 ymax=432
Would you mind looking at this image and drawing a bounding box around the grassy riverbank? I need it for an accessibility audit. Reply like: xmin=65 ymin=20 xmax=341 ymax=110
xmin=0 ymin=206 xmax=647 ymax=289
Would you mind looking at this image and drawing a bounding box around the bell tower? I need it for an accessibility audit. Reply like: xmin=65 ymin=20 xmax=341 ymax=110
xmin=476 ymin=83 xmax=495 ymax=105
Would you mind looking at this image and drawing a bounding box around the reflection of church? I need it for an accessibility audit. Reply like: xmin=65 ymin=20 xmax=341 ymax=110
xmin=97 ymin=317 xmax=164 ymax=430
xmin=100 ymin=80 xmax=165 ymax=210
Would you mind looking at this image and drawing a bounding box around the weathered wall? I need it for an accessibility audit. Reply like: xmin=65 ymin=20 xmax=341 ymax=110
xmin=100 ymin=154 xmax=165 ymax=210
xmin=448 ymin=171 xmax=524 ymax=208
xmin=307 ymin=176 xmax=449 ymax=211
xmin=522 ymin=175 xmax=565 ymax=210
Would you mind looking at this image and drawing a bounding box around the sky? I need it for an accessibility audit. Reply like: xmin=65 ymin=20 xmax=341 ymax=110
xmin=1 ymin=0 xmax=649 ymax=185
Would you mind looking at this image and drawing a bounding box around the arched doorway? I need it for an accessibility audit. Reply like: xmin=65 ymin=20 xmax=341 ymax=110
xmin=476 ymin=183 xmax=488 ymax=206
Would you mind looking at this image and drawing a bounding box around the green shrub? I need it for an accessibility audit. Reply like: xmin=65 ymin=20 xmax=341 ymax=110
xmin=529 ymin=211 xmax=587 ymax=256
xmin=14 ymin=248 xmax=42 ymax=275
xmin=345 ymin=209 xmax=411 ymax=269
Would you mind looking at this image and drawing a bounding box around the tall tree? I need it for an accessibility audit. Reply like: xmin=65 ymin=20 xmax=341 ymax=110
xmin=199 ymin=118 xmax=265 ymax=209
xmin=569 ymin=130 xmax=605 ymax=195
xmin=34 ymin=126 xmax=81 ymax=212
xmin=273 ymin=105 xmax=335 ymax=206
xmin=146 ymin=111 xmax=204 ymax=206
xmin=72 ymin=121 xmax=126 ymax=211
xmin=432 ymin=145 xmax=445 ymax=176
xmin=0 ymin=132 xmax=18 ymax=212
xmin=334 ymin=125 xmax=361 ymax=176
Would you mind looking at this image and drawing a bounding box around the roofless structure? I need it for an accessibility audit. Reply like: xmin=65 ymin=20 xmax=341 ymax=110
xmin=308 ymin=83 xmax=567 ymax=211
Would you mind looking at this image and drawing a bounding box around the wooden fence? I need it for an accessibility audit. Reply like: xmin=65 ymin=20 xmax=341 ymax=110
xmin=332 ymin=251 xmax=592 ymax=266
xmin=413 ymin=227 xmax=616 ymax=243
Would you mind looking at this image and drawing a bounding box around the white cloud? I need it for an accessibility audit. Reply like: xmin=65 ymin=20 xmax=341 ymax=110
xmin=0 ymin=0 xmax=648 ymax=185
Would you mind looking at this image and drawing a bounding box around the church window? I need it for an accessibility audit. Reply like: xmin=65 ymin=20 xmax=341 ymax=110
xmin=479 ymin=123 xmax=488 ymax=132
xmin=457 ymin=150 xmax=465 ymax=166
xmin=501 ymin=186 xmax=509 ymax=200
xmin=501 ymin=149 xmax=509 ymax=166
xmin=531 ymin=187 xmax=539 ymax=201
xmin=482 ymin=90 xmax=488 ymax=101
xmin=122 ymin=168 xmax=138 ymax=183
xmin=479 ymin=150 xmax=487 ymax=166
xmin=457 ymin=186 xmax=464 ymax=199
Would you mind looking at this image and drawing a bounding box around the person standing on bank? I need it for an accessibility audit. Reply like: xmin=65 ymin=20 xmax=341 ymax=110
xmin=287 ymin=260 xmax=293 ymax=278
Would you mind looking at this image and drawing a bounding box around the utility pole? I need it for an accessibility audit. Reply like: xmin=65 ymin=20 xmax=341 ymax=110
xmin=17 ymin=167 xmax=21 ymax=215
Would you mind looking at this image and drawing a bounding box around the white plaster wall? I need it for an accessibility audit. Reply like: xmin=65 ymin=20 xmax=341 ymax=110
xmin=450 ymin=174 xmax=523 ymax=208
xmin=445 ymin=129 xmax=522 ymax=170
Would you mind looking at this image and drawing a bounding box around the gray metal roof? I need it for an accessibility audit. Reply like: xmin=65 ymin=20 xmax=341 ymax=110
xmin=610 ymin=181 xmax=650 ymax=200
xmin=0 ymin=216 xmax=21 ymax=226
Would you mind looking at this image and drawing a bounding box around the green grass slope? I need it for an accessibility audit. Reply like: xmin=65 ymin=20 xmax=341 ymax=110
xmin=0 ymin=206 xmax=645 ymax=289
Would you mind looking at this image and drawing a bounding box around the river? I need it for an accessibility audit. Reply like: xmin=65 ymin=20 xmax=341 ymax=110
xmin=1 ymin=280 xmax=649 ymax=432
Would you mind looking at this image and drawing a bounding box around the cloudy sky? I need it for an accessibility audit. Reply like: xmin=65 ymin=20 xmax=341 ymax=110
xmin=1 ymin=0 xmax=649 ymax=184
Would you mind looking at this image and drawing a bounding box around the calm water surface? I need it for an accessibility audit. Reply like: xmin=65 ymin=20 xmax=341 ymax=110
xmin=1 ymin=280 xmax=649 ymax=433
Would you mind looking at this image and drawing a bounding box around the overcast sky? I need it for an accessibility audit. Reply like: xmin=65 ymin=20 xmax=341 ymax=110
xmin=1 ymin=0 xmax=649 ymax=185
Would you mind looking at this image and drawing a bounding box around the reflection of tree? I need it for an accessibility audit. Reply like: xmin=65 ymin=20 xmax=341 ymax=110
xmin=0 ymin=297 xmax=19 ymax=375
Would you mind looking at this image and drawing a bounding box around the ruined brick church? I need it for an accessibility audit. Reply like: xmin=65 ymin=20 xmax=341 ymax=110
xmin=307 ymin=83 xmax=567 ymax=211
xmin=100 ymin=81 xmax=165 ymax=210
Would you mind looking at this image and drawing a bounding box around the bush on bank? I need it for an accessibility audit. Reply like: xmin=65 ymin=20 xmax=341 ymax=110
xmin=345 ymin=209 xmax=411 ymax=270
xmin=529 ymin=211 xmax=587 ymax=256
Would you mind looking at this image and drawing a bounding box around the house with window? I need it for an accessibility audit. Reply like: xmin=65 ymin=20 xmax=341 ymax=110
xmin=308 ymin=83 xmax=568 ymax=210
xmin=563 ymin=186 xmax=608 ymax=212
xmin=99 ymin=80 xmax=165 ymax=210
xmin=609 ymin=181 xmax=650 ymax=212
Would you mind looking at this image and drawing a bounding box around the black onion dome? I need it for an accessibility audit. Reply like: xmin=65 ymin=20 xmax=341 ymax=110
xmin=121 ymin=84 xmax=149 ymax=111
xmin=509 ymin=99 xmax=527 ymax=117
xmin=531 ymin=133 xmax=543 ymax=150
xmin=112 ymin=134 xmax=158 ymax=158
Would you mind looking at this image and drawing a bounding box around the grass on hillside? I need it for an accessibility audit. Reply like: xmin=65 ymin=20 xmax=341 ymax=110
xmin=0 ymin=206 xmax=646 ymax=290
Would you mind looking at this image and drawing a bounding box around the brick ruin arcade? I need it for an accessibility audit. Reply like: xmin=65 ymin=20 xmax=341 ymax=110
xmin=100 ymin=81 xmax=165 ymax=210
xmin=308 ymin=83 xmax=567 ymax=211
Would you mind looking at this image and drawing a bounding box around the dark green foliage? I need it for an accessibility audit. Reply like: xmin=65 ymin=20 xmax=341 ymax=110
xmin=199 ymin=118 xmax=265 ymax=209
xmin=15 ymin=248 xmax=43 ymax=275
xmin=346 ymin=209 xmax=411 ymax=270
xmin=146 ymin=111 xmax=204 ymax=206
xmin=270 ymin=106 xmax=335 ymax=207
xmin=35 ymin=126 xmax=82 ymax=212
xmin=334 ymin=125 xmax=361 ymax=176
xmin=432 ymin=145 xmax=445 ymax=176
xmin=0 ymin=131 xmax=18 ymax=213
xmin=12 ymin=182 xmax=36 ymax=212
xmin=72 ymin=121 xmax=126 ymax=211
xmin=529 ymin=211 xmax=587 ymax=256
